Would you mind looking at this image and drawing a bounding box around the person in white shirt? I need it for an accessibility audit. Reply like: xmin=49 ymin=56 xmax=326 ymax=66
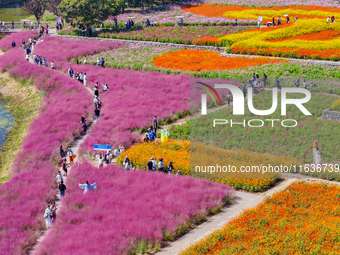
xmin=83 ymin=73 xmax=87 ymax=86
xmin=79 ymin=181 xmax=97 ymax=194
xmin=56 ymin=171 xmax=63 ymax=184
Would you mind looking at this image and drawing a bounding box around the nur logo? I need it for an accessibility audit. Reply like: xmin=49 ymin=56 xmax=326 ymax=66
xmin=198 ymin=84 xmax=312 ymax=116
xmin=197 ymin=82 xmax=223 ymax=115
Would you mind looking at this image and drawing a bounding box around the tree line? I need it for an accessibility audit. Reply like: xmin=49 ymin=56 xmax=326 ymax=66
xmin=22 ymin=0 xmax=185 ymax=26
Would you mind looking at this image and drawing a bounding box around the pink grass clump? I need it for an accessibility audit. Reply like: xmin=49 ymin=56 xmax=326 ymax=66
xmin=35 ymin=162 xmax=235 ymax=255
xmin=0 ymin=31 xmax=37 ymax=51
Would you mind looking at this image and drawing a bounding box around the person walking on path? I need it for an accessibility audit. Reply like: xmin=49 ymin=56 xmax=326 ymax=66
xmin=83 ymin=73 xmax=87 ymax=86
xmin=67 ymin=148 xmax=74 ymax=166
xmin=59 ymin=181 xmax=66 ymax=199
xmin=94 ymin=107 xmax=100 ymax=120
xmin=62 ymin=158 xmax=68 ymax=176
xmin=226 ymin=92 xmax=231 ymax=106
xmin=276 ymin=77 xmax=281 ymax=89
xmin=56 ymin=171 xmax=63 ymax=184
xmin=50 ymin=202 xmax=57 ymax=222
xmin=81 ymin=116 xmax=87 ymax=133
xmin=262 ymin=73 xmax=267 ymax=88
xmin=79 ymin=181 xmax=97 ymax=194
xmin=295 ymin=77 xmax=300 ymax=87
xmin=153 ymin=116 xmax=158 ymax=135
xmin=98 ymin=155 xmax=104 ymax=168
xmin=313 ymin=140 xmax=319 ymax=156
xmin=147 ymin=158 xmax=153 ymax=171
xmin=60 ymin=146 xmax=66 ymax=158
xmin=43 ymin=205 xmax=53 ymax=228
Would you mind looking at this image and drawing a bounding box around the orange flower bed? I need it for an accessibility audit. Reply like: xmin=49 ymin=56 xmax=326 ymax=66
xmin=231 ymin=46 xmax=340 ymax=60
xmin=180 ymin=182 xmax=340 ymax=254
xmin=192 ymin=37 xmax=219 ymax=45
xmin=268 ymin=30 xmax=340 ymax=42
xmin=153 ymin=49 xmax=286 ymax=72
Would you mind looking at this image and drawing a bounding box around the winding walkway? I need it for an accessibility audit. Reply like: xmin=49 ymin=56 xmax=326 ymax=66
xmin=26 ymin=38 xmax=97 ymax=254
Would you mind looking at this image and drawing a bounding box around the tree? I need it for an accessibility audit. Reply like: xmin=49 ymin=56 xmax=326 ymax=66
xmin=58 ymin=0 xmax=124 ymax=26
xmin=47 ymin=0 xmax=62 ymax=16
xmin=22 ymin=0 xmax=46 ymax=21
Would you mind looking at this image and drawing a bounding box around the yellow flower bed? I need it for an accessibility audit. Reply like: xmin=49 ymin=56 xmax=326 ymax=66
xmin=117 ymin=140 xmax=300 ymax=192
xmin=220 ymin=19 xmax=340 ymax=50
xmin=223 ymin=9 xmax=335 ymax=21
xmin=331 ymin=98 xmax=340 ymax=111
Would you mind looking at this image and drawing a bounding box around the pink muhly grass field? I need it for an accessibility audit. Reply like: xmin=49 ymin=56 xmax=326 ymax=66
xmin=34 ymin=36 xmax=125 ymax=63
xmin=0 ymin=31 xmax=37 ymax=51
xmin=0 ymin=45 xmax=93 ymax=253
xmin=34 ymin=162 xmax=235 ymax=255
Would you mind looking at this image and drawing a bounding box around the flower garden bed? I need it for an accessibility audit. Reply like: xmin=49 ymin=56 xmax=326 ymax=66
xmin=153 ymin=49 xmax=287 ymax=71
xmin=60 ymin=26 xmax=253 ymax=45
xmin=220 ymin=19 xmax=340 ymax=60
xmin=182 ymin=5 xmax=340 ymax=23
xmin=116 ymin=140 xmax=295 ymax=192
xmin=180 ymin=182 xmax=340 ymax=254
xmin=34 ymin=162 xmax=235 ymax=255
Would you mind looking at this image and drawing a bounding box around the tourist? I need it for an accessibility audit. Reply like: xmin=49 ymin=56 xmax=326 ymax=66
xmin=68 ymin=67 xmax=73 ymax=77
xmin=176 ymin=170 xmax=180 ymax=176
xmin=295 ymin=77 xmax=300 ymax=87
xmin=43 ymin=205 xmax=53 ymax=228
xmin=67 ymin=148 xmax=74 ymax=166
xmin=327 ymin=17 xmax=330 ymax=23
xmin=98 ymin=155 xmax=103 ymax=168
xmin=227 ymin=92 xmax=231 ymax=106
xmin=60 ymin=146 xmax=66 ymax=158
xmin=119 ymin=143 xmax=125 ymax=152
xmin=258 ymin=20 xmax=261 ymax=27
xmin=242 ymin=85 xmax=246 ymax=98
xmin=62 ymin=158 xmax=68 ymax=176
xmin=331 ymin=15 xmax=335 ymax=23
xmin=97 ymin=58 xmax=101 ymax=66
xmin=272 ymin=17 xmax=276 ymax=26
xmin=94 ymin=106 xmax=100 ymax=120
xmin=149 ymin=130 xmax=156 ymax=141
xmin=79 ymin=181 xmax=97 ymax=194
xmin=309 ymin=81 xmax=316 ymax=88
xmin=314 ymin=150 xmax=322 ymax=167
xmin=313 ymin=140 xmax=319 ymax=156
xmin=102 ymin=83 xmax=109 ymax=91
xmin=101 ymin=58 xmax=105 ymax=67
xmin=295 ymin=17 xmax=298 ymax=22
xmin=83 ymin=73 xmax=87 ymax=86
xmin=152 ymin=157 xmax=157 ymax=170
xmin=44 ymin=58 xmax=47 ymax=67
xmin=97 ymin=100 xmax=102 ymax=111
xmin=56 ymin=171 xmax=63 ymax=184
xmin=276 ymin=77 xmax=280 ymax=89
xmin=143 ymin=133 xmax=149 ymax=142
xmin=147 ymin=158 xmax=153 ymax=171
xmin=123 ymin=156 xmax=131 ymax=170
xmin=286 ymin=16 xmax=290 ymax=24
xmin=81 ymin=116 xmax=87 ymax=133
xmin=79 ymin=72 xmax=84 ymax=84
xmin=262 ymin=73 xmax=267 ymax=87
xmin=277 ymin=17 xmax=281 ymax=25
xmin=234 ymin=19 xmax=238 ymax=26
xmin=158 ymin=158 xmax=164 ymax=172
xmin=93 ymin=95 xmax=99 ymax=108
xmin=51 ymin=61 xmax=55 ymax=69
xmin=22 ymin=39 xmax=25 ymax=49
xmin=26 ymin=54 xmax=29 ymax=61
xmin=84 ymin=56 xmax=88 ymax=64
xmin=59 ymin=180 xmax=66 ymax=199
xmin=11 ymin=40 xmax=16 ymax=48
xmin=50 ymin=202 xmax=57 ymax=221
xmin=167 ymin=162 xmax=174 ymax=175
xmin=153 ymin=116 xmax=158 ymax=134
xmin=303 ymin=79 xmax=307 ymax=89
xmin=107 ymin=151 xmax=113 ymax=164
